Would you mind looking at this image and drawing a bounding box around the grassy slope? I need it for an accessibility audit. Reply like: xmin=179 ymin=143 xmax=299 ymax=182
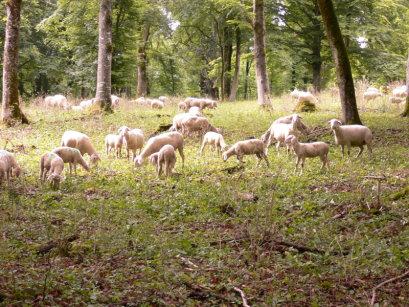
xmin=0 ymin=96 xmax=408 ymax=305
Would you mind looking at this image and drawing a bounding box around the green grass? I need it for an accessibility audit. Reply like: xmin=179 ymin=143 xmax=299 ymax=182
xmin=0 ymin=95 xmax=408 ymax=305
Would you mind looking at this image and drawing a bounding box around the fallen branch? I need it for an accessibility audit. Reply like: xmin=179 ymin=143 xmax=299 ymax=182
xmin=37 ymin=234 xmax=79 ymax=255
xmin=233 ymin=286 xmax=250 ymax=307
xmin=370 ymin=270 xmax=409 ymax=306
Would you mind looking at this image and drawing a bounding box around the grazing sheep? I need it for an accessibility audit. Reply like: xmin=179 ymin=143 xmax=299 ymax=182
xmin=134 ymin=132 xmax=185 ymax=167
xmin=290 ymin=90 xmax=317 ymax=103
xmin=52 ymin=147 xmax=90 ymax=174
xmin=0 ymin=150 xmax=21 ymax=184
xmin=285 ymin=135 xmax=329 ymax=174
xmin=181 ymin=116 xmax=218 ymax=137
xmin=328 ymin=119 xmax=373 ymax=157
xmin=135 ymin=97 xmax=147 ymax=105
xmin=111 ymin=95 xmax=120 ymax=108
xmin=158 ymin=96 xmax=168 ymax=103
xmin=71 ymin=105 xmax=84 ymax=112
xmin=392 ymin=85 xmax=407 ymax=98
xmin=184 ymin=97 xmax=218 ymax=110
xmin=79 ymin=99 xmax=95 ymax=109
xmin=156 ymin=144 xmax=177 ymax=177
xmin=40 ymin=152 xmax=64 ymax=188
xmin=263 ymin=115 xmax=301 ymax=154
xmin=149 ymin=152 xmax=159 ymax=167
xmin=363 ymin=88 xmax=382 ymax=102
xmin=200 ymin=132 xmax=228 ymax=155
xmin=105 ymin=134 xmax=124 ymax=158
xmin=222 ymin=139 xmax=269 ymax=167
xmin=178 ymin=101 xmax=188 ymax=111
xmin=44 ymin=94 xmax=70 ymax=109
xmin=261 ymin=114 xmax=307 ymax=146
xmin=61 ymin=131 xmax=100 ymax=165
xmin=118 ymin=126 xmax=144 ymax=160
xmin=149 ymin=99 xmax=164 ymax=109
xmin=170 ymin=113 xmax=195 ymax=131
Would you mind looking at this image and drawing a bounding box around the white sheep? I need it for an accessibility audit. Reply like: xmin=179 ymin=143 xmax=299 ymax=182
xmin=156 ymin=144 xmax=177 ymax=177
xmin=0 ymin=150 xmax=21 ymax=184
xmin=118 ymin=126 xmax=144 ymax=160
xmin=71 ymin=105 xmax=84 ymax=112
xmin=328 ymin=119 xmax=373 ymax=157
xmin=79 ymin=99 xmax=96 ymax=109
xmin=150 ymin=99 xmax=164 ymax=109
xmin=273 ymin=114 xmax=308 ymax=133
xmin=158 ymin=96 xmax=168 ymax=103
xmin=134 ymin=132 xmax=185 ymax=167
xmin=285 ymin=135 xmax=329 ymax=174
xmin=263 ymin=115 xmax=301 ymax=154
xmin=184 ymin=97 xmax=217 ymax=110
xmin=290 ymin=90 xmax=317 ymax=103
xmin=111 ymin=95 xmax=120 ymax=108
xmin=222 ymin=139 xmax=269 ymax=166
xmin=188 ymin=106 xmax=202 ymax=117
xmin=181 ymin=116 xmax=218 ymax=136
xmin=392 ymin=85 xmax=407 ymax=98
xmin=135 ymin=97 xmax=147 ymax=105
xmin=170 ymin=113 xmax=195 ymax=131
xmin=52 ymin=147 xmax=90 ymax=174
xmin=200 ymin=132 xmax=228 ymax=155
xmin=105 ymin=134 xmax=124 ymax=158
xmin=61 ymin=131 xmax=100 ymax=165
xmin=40 ymin=152 xmax=64 ymax=188
xmin=44 ymin=94 xmax=70 ymax=109
xmin=363 ymin=88 xmax=382 ymax=102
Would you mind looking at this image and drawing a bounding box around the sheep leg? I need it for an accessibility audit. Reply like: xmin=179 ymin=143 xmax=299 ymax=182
xmin=356 ymin=146 xmax=364 ymax=158
xmin=178 ymin=147 xmax=185 ymax=168
xmin=295 ymin=157 xmax=300 ymax=173
xmin=69 ymin=163 xmax=73 ymax=175
xmin=347 ymin=144 xmax=351 ymax=157
xmin=237 ymin=155 xmax=244 ymax=164
xmin=276 ymin=141 xmax=281 ymax=155
xmin=158 ymin=162 xmax=163 ymax=177
xmin=263 ymin=154 xmax=270 ymax=167
xmin=106 ymin=145 xmax=109 ymax=156
xmin=299 ymin=158 xmax=305 ymax=175
xmin=367 ymin=144 xmax=372 ymax=157
xmin=199 ymin=142 xmax=206 ymax=155
xmin=341 ymin=145 xmax=345 ymax=157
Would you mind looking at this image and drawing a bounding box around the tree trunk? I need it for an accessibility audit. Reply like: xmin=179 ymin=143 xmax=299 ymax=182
xmin=229 ymin=28 xmax=241 ymax=101
xmin=311 ymin=2 xmax=322 ymax=93
xmin=95 ymin=0 xmax=113 ymax=112
xmin=244 ymin=59 xmax=251 ymax=100
xmin=317 ymin=0 xmax=361 ymax=124
xmin=1 ymin=0 xmax=28 ymax=125
xmin=137 ymin=24 xmax=150 ymax=97
xmin=401 ymin=50 xmax=409 ymax=117
xmin=222 ymin=26 xmax=233 ymax=100
xmin=253 ymin=0 xmax=271 ymax=107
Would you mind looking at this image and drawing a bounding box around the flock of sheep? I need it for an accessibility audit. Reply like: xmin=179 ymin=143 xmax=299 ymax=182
xmin=0 ymin=94 xmax=377 ymax=188
xmin=363 ymin=85 xmax=407 ymax=104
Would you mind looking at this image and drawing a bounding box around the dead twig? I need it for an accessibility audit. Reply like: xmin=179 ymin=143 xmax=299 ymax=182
xmin=370 ymin=270 xmax=409 ymax=306
xmin=37 ymin=234 xmax=79 ymax=255
xmin=233 ymin=286 xmax=250 ymax=307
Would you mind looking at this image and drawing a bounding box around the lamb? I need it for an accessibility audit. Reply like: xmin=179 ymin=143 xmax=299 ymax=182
xmin=61 ymin=131 xmax=101 ymax=165
xmin=285 ymin=135 xmax=329 ymax=174
xmin=328 ymin=119 xmax=373 ymax=157
xmin=200 ymin=132 xmax=228 ymax=155
xmin=188 ymin=106 xmax=202 ymax=117
xmin=181 ymin=115 xmax=218 ymax=136
xmin=392 ymin=85 xmax=407 ymax=98
xmin=105 ymin=134 xmax=124 ymax=158
xmin=263 ymin=115 xmax=301 ymax=153
xmin=44 ymin=94 xmax=70 ymax=109
xmin=52 ymin=147 xmax=90 ymax=174
xmin=0 ymin=150 xmax=21 ymax=184
xmin=134 ymin=131 xmax=185 ymax=167
xmin=118 ymin=126 xmax=144 ymax=160
xmin=363 ymin=88 xmax=382 ymax=102
xmin=39 ymin=152 xmax=64 ymax=188
xmin=111 ymin=95 xmax=120 ymax=108
xmin=222 ymin=139 xmax=269 ymax=167
xmin=155 ymin=145 xmax=177 ymax=177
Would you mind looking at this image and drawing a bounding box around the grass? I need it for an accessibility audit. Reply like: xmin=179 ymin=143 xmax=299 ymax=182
xmin=0 ymin=94 xmax=408 ymax=305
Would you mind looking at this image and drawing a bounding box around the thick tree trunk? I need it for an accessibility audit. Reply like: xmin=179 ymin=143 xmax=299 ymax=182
xmin=137 ymin=24 xmax=150 ymax=97
xmin=229 ymin=28 xmax=241 ymax=101
xmin=95 ymin=0 xmax=113 ymax=112
xmin=311 ymin=3 xmax=322 ymax=93
xmin=222 ymin=26 xmax=233 ymax=100
xmin=244 ymin=59 xmax=251 ymax=100
xmin=253 ymin=0 xmax=271 ymax=107
xmin=1 ymin=0 xmax=28 ymax=125
xmin=401 ymin=50 xmax=409 ymax=117
xmin=317 ymin=0 xmax=361 ymax=124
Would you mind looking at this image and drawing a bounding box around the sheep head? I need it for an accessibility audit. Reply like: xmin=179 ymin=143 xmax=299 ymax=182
xmin=328 ymin=119 xmax=342 ymax=130
xmin=90 ymin=153 xmax=101 ymax=165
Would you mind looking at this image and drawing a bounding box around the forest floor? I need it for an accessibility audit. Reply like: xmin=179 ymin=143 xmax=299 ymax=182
xmin=0 ymin=95 xmax=408 ymax=305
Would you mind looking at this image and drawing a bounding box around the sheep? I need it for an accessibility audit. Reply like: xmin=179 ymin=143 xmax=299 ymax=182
xmin=71 ymin=105 xmax=84 ymax=112
xmin=200 ymin=132 xmax=228 ymax=155
xmin=170 ymin=113 xmax=195 ymax=131
xmin=111 ymin=95 xmax=120 ymax=108
xmin=188 ymin=106 xmax=202 ymax=117
xmin=158 ymin=96 xmax=168 ymax=103
xmin=44 ymin=94 xmax=70 ymax=109
xmin=178 ymin=101 xmax=188 ymax=111
xmin=118 ymin=126 xmax=144 ymax=160
xmin=105 ymin=134 xmax=124 ymax=158
xmin=222 ymin=139 xmax=269 ymax=167
xmin=52 ymin=147 xmax=90 ymax=174
xmin=273 ymin=114 xmax=308 ymax=134
xmin=284 ymin=135 xmax=329 ymax=174
xmin=263 ymin=115 xmax=301 ymax=153
xmin=155 ymin=144 xmax=177 ymax=177
xmin=39 ymin=152 xmax=64 ymax=188
xmin=392 ymin=85 xmax=407 ymax=98
xmin=134 ymin=131 xmax=185 ymax=167
xmin=135 ymin=97 xmax=147 ymax=105
xmin=363 ymin=87 xmax=382 ymax=102
xmin=184 ymin=97 xmax=218 ymax=110
xmin=61 ymin=131 xmax=101 ymax=165
xmin=181 ymin=115 xmax=218 ymax=136
xmin=149 ymin=99 xmax=164 ymax=109
xmin=389 ymin=96 xmax=405 ymax=104
xmin=328 ymin=119 xmax=373 ymax=158
xmin=290 ymin=90 xmax=317 ymax=103
xmin=79 ymin=99 xmax=96 ymax=109
xmin=0 ymin=150 xmax=21 ymax=184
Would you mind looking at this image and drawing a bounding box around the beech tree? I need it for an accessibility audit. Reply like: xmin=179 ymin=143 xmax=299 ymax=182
xmin=253 ymin=0 xmax=271 ymax=107
xmin=136 ymin=23 xmax=150 ymax=97
xmin=317 ymin=0 xmax=361 ymax=124
xmin=402 ymin=50 xmax=409 ymax=117
xmin=1 ymin=0 xmax=28 ymax=125
xmin=95 ymin=0 xmax=113 ymax=112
